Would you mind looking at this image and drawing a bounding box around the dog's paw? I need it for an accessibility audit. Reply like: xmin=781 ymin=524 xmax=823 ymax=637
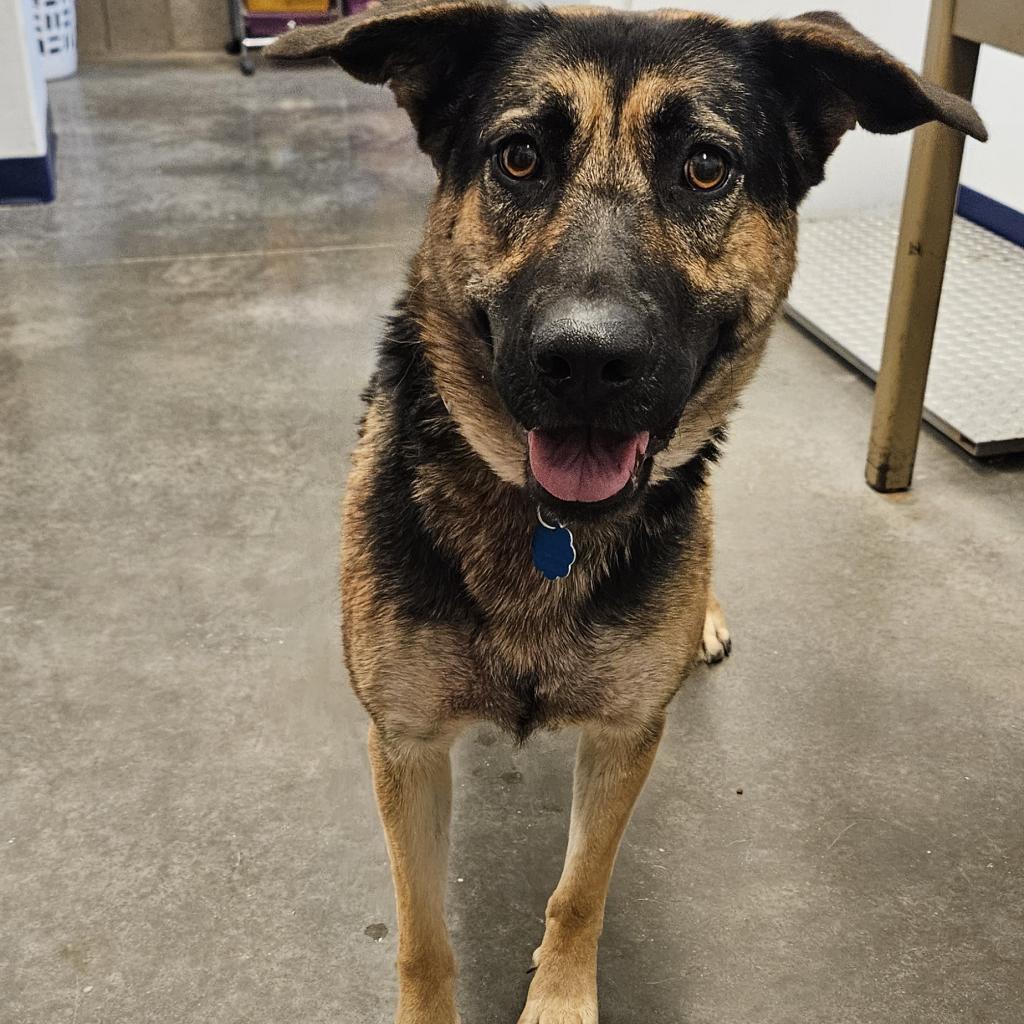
xmin=701 ymin=594 xmax=731 ymax=665
xmin=517 ymin=1000 xmax=596 ymax=1024
xmin=517 ymin=952 xmax=598 ymax=1024
xmin=517 ymin=989 xmax=597 ymax=1024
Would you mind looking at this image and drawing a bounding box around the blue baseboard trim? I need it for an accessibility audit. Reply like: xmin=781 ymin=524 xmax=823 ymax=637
xmin=0 ymin=116 xmax=57 ymax=205
xmin=956 ymin=185 xmax=1024 ymax=249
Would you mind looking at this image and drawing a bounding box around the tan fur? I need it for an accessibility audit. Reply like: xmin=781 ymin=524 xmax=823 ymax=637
xmin=345 ymin=404 xmax=714 ymax=732
xmin=411 ymin=61 xmax=800 ymax=493
xmin=701 ymin=590 xmax=731 ymax=663
xmin=541 ymin=63 xmax=614 ymax=146
xmin=520 ymin=722 xmax=664 ymax=1024
xmin=620 ymin=71 xmax=740 ymax=148
xmin=649 ymin=7 xmax=721 ymax=22
xmin=344 ymin=392 xmax=716 ymax=1024
xmin=369 ymin=723 xmax=461 ymax=1024
xmin=261 ymin=6 xmax=988 ymax=1020
xmin=334 ymin=10 xmax=801 ymax=1024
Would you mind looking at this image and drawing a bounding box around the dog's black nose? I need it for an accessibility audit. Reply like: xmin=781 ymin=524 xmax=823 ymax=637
xmin=532 ymin=301 xmax=651 ymax=412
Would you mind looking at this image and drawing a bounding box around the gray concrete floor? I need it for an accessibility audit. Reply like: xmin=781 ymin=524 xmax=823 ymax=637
xmin=1 ymin=60 xmax=1022 ymax=1024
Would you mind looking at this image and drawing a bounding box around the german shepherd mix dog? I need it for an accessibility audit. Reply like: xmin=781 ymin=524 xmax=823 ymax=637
xmin=269 ymin=5 xmax=984 ymax=1021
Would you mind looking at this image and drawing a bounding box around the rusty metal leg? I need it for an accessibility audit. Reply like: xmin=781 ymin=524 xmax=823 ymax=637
xmin=865 ymin=1 xmax=981 ymax=493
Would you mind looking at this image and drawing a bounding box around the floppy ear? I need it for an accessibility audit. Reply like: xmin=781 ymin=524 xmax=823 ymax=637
xmin=266 ymin=0 xmax=508 ymax=161
xmin=756 ymin=10 xmax=987 ymax=198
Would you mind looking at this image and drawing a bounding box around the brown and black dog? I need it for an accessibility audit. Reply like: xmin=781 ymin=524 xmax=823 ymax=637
xmin=269 ymin=5 xmax=984 ymax=1021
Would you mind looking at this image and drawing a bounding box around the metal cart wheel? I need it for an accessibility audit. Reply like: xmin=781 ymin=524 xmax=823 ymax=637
xmin=229 ymin=2 xmax=339 ymax=78
xmin=228 ymin=0 xmax=247 ymax=67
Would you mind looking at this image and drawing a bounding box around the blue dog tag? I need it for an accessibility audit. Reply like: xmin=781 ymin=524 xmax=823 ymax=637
xmin=532 ymin=509 xmax=576 ymax=581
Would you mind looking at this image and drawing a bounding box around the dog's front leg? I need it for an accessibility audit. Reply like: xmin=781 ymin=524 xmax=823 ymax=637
xmin=518 ymin=720 xmax=664 ymax=1024
xmin=369 ymin=722 xmax=459 ymax=1024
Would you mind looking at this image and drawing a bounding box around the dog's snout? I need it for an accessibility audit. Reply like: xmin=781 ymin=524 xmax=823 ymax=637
xmin=531 ymin=302 xmax=651 ymax=412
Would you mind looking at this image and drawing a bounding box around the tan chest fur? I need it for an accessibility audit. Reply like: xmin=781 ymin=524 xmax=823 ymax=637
xmin=340 ymin=401 xmax=712 ymax=742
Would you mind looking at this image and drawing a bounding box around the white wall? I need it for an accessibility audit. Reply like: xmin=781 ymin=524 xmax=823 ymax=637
xmin=0 ymin=0 xmax=49 ymax=160
xmin=961 ymin=45 xmax=1024 ymax=213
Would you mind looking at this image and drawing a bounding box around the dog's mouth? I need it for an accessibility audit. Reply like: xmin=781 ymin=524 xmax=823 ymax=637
xmin=527 ymin=428 xmax=650 ymax=504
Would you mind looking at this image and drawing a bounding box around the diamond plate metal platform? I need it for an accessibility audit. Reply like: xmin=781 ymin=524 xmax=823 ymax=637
xmin=786 ymin=209 xmax=1024 ymax=456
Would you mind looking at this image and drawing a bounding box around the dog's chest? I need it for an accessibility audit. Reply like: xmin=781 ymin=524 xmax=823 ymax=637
xmin=427 ymin=512 xmax=680 ymax=738
xmin=443 ymin=588 xmax=651 ymax=740
xmin=450 ymin=645 xmax=599 ymax=742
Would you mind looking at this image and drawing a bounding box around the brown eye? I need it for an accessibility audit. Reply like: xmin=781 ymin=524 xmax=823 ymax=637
xmin=497 ymin=137 xmax=540 ymax=181
xmin=684 ymin=147 xmax=730 ymax=191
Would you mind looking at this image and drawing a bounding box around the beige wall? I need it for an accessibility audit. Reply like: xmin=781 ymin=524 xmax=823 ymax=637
xmin=78 ymin=0 xmax=229 ymax=57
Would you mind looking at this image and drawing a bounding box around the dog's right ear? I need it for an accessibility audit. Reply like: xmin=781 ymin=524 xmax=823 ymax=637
xmin=266 ymin=0 xmax=508 ymax=161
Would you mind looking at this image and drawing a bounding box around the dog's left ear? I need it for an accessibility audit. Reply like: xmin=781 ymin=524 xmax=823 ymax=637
xmin=756 ymin=11 xmax=987 ymax=198
xmin=266 ymin=0 xmax=508 ymax=162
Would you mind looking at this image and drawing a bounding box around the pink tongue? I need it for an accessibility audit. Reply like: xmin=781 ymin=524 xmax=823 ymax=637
xmin=528 ymin=429 xmax=650 ymax=503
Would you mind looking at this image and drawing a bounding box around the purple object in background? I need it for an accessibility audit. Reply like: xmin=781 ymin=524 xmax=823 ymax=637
xmin=246 ymin=10 xmax=336 ymax=37
xmin=344 ymin=0 xmax=374 ymax=12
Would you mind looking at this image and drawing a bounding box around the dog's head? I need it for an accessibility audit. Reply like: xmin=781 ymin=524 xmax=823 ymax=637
xmin=270 ymin=2 xmax=984 ymax=516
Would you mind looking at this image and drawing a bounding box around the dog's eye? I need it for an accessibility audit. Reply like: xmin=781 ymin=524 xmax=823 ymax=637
xmin=496 ymin=137 xmax=540 ymax=181
xmin=683 ymin=147 xmax=730 ymax=191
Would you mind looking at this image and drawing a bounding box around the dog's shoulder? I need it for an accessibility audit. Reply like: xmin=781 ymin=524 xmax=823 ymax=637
xmin=349 ymin=309 xmax=483 ymax=626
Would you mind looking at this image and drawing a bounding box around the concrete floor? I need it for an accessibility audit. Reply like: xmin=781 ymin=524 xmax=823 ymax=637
xmin=1 ymin=60 xmax=1022 ymax=1024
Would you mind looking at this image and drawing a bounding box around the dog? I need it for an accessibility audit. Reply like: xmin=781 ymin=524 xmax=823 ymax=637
xmin=268 ymin=5 xmax=984 ymax=1021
